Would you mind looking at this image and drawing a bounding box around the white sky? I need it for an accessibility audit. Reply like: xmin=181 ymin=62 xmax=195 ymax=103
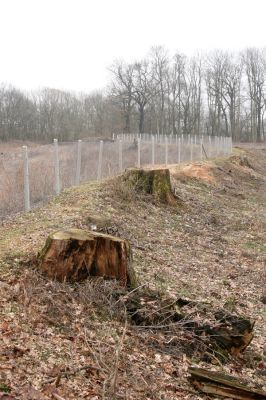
xmin=0 ymin=0 xmax=266 ymax=93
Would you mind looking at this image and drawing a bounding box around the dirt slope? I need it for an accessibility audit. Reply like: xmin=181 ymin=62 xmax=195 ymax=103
xmin=0 ymin=147 xmax=265 ymax=399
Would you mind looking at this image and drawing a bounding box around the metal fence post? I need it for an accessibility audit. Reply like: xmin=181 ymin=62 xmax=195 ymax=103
xmin=190 ymin=135 xmax=193 ymax=162
xmin=97 ymin=140 xmax=103 ymax=180
xmin=137 ymin=138 xmax=141 ymax=168
xmin=208 ymin=136 xmax=211 ymax=157
xmin=53 ymin=139 xmax=60 ymax=195
xmin=178 ymin=137 xmax=181 ymax=164
xmin=119 ymin=139 xmax=123 ymax=172
xmin=75 ymin=139 xmax=82 ymax=185
xmin=22 ymin=146 xmax=30 ymax=212
xmin=152 ymin=135 xmax=155 ymax=166
xmin=165 ymin=136 xmax=168 ymax=166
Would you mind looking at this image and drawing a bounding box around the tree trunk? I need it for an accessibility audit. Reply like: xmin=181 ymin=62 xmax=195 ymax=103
xmin=38 ymin=229 xmax=136 ymax=287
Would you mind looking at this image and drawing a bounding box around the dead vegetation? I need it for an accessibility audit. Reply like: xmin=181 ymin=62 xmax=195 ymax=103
xmin=0 ymin=147 xmax=265 ymax=399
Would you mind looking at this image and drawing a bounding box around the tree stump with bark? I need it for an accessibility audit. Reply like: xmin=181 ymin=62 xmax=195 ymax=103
xmin=124 ymin=168 xmax=180 ymax=206
xmin=38 ymin=228 xmax=136 ymax=287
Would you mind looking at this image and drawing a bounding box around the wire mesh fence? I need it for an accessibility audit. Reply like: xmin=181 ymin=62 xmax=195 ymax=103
xmin=0 ymin=134 xmax=232 ymax=220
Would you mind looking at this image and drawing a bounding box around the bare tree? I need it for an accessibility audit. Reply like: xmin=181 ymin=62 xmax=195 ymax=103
xmin=205 ymin=51 xmax=242 ymax=139
xmin=150 ymin=46 xmax=169 ymax=134
xmin=109 ymin=61 xmax=135 ymax=133
xmin=242 ymin=48 xmax=266 ymax=141
xmin=131 ymin=60 xmax=154 ymax=134
xmin=1 ymin=46 xmax=266 ymax=143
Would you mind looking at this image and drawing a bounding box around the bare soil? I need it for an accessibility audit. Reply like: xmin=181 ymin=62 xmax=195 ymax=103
xmin=0 ymin=146 xmax=265 ymax=399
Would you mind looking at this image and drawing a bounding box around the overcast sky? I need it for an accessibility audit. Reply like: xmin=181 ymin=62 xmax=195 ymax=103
xmin=1 ymin=0 xmax=266 ymax=93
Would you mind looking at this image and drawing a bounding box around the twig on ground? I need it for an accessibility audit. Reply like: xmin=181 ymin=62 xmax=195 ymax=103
xmin=107 ymin=319 xmax=128 ymax=397
xmin=114 ymin=282 xmax=149 ymax=306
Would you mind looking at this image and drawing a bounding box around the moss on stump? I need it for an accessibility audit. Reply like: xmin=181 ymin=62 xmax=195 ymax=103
xmin=124 ymin=168 xmax=179 ymax=206
xmin=38 ymin=228 xmax=136 ymax=287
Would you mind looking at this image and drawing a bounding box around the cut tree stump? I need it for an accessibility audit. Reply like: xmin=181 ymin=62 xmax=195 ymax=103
xmin=124 ymin=168 xmax=180 ymax=206
xmin=38 ymin=228 xmax=136 ymax=287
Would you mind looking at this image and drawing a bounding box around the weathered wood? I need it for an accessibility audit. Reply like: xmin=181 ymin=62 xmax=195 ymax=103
xmin=189 ymin=367 xmax=266 ymax=399
xmin=124 ymin=168 xmax=179 ymax=206
xmin=38 ymin=228 xmax=136 ymax=287
xmin=127 ymin=293 xmax=254 ymax=359
xmin=185 ymin=311 xmax=254 ymax=358
xmin=211 ymin=311 xmax=254 ymax=356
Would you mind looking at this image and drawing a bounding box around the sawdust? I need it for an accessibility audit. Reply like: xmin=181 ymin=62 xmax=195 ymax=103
xmin=171 ymin=163 xmax=216 ymax=184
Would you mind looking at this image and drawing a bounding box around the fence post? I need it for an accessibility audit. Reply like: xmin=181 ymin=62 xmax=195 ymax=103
xmin=137 ymin=138 xmax=141 ymax=168
xmin=178 ymin=137 xmax=181 ymax=164
xmin=165 ymin=136 xmax=168 ymax=166
xmin=22 ymin=146 xmax=30 ymax=212
xmin=190 ymin=135 xmax=193 ymax=162
xmin=97 ymin=140 xmax=103 ymax=181
xmin=119 ymin=139 xmax=123 ymax=172
xmin=53 ymin=138 xmax=60 ymax=195
xmin=75 ymin=139 xmax=82 ymax=185
xmin=152 ymin=135 xmax=155 ymax=166
xmin=200 ymin=136 xmax=203 ymax=161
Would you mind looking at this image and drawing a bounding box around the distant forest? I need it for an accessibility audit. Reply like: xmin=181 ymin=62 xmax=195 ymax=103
xmin=1 ymin=46 xmax=266 ymax=142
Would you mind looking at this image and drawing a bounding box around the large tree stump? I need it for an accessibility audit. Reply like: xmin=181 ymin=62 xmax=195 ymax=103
xmin=38 ymin=228 xmax=136 ymax=287
xmin=124 ymin=168 xmax=179 ymax=206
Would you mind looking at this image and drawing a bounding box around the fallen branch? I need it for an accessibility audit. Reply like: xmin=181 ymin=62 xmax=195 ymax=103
xmin=188 ymin=367 xmax=266 ymax=399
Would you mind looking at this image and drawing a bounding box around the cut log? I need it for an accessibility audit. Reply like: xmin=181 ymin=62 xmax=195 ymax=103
xmin=124 ymin=168 xmax=180 ymax=206
xmin=189 ymin=367 xmax=266 ymax=399
xmin=38 ymin=228 xmax=136 ymax=287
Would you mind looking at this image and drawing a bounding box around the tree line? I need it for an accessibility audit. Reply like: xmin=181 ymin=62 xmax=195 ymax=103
xmin=1 ymin=46 xmax=266 ymax=142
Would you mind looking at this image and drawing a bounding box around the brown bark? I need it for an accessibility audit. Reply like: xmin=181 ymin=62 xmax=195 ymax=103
xmin=38 ymin=229 xmax=136 ymax=287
